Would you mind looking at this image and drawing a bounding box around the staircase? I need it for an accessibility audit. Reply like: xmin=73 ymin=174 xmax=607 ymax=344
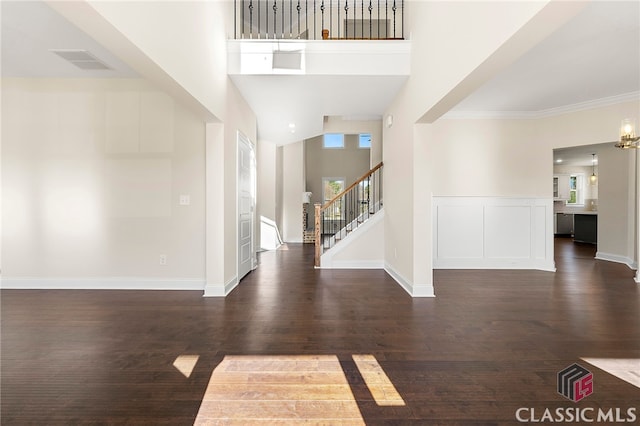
xmin=314 ymin=162 xmax=383 ymax=267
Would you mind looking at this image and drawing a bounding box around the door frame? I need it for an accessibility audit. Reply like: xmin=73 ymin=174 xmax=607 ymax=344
xmin=237 ymin=131 xmax=257 ymax=282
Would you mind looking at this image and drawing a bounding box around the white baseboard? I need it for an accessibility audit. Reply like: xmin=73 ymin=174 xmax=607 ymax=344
xmin=318 ymin=260 xmax=384 ymax=269
xmin=434 ymin=258 xmax=556 ymax=272
xmin=384 ymin=262 xmax=435 ymax=298
xmin=595 ymin=252 xmax=637 ymax=269
xmin=203 ymin=276 xmax=239 ymax=297
xmin=0 ymin=277 xmax=205 ymax=291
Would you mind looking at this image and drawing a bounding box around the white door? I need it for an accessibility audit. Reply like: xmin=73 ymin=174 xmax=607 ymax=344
xmin=238 ymin=132 xmax=255 ymax=282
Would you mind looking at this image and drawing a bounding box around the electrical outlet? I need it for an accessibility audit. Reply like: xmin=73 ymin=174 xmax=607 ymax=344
xmin=179 ymin=195 xmax=190 ymax=206
xmin=159 ymin=254 xmax=167 ymax=265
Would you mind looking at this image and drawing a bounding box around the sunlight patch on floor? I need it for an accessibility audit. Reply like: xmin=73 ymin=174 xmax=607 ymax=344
xmin=352 ymin=354 xmax=405 ymax=406
xmin=194 ymin=355 xmax=365 ymax=424
xmin=173 ymin=355 xmax=200 ymax=378
xmin=581 ymin=358 xmax=640 ymax=388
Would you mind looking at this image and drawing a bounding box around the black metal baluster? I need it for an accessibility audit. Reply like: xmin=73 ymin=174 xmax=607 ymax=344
xmin=323 ymin=209 xmax=326 ymax=249
xmin=338 ymin=0 xmax=341 ymax=39
xmin=241 ymin=0 xmax=244 ymax=38
xmin=392 ymin=0 xmax=396 ymax=38
xmin=370 ymin=173 xmax=374 ymax=214
xmin=281 ymin=0 xmax=285 ymax=38
xmin=353 ymin=0 xmax=358 ymax=40
xmin=401 ymin=0 xmax=404 ymax=39
xmin=329 ymin=0 xmax=332 ymax=40
xmin=342 ymin=194 xmax=345 ymax=237
xmin=322 ymin=210 xmax=325 ymax=249
xmin=273 ymin=1 xmax=277 ymax=39
xmin=348 ymin=190 xmax=351 ymax=232
xmin=361 ymin=0 xmax=364 ymax=39
xmin=305 ymin=0 xmax=308 ymax=39
xmin=258 ymin=0 xmax=262 ymax=38
xmin=314 ymin=0 xmax=316 ymax=39
xmin=377 ymin=0 xmax=380 ymax=38
xmin=385 ymin=0 xmax=388 ymax=38
xmin=257 ymin=0 xmax=261 ymax=38
xmin=344 ymin=1 xmax=348 ymax=37
xmin=297 ymin=1 xmax=301 ymax=38
xmin=368 ymin=0 xmax=372 ymax=39
xmin=368 ymin=175 xmax=372 ymax=216
xmin=289 ymin=0 xmax=292 ymax=38
xmin=321 ymin=1 xmax=325 ymax=38
xmin=249 ymin=0 xmax=254 ymax=38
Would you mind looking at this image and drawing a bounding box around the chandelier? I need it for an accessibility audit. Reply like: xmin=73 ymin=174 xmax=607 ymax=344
xmin=615 ymin=118 xmax=640 ymax=149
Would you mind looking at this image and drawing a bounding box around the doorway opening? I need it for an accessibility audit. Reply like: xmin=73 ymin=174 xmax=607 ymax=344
xmin=238 ymin=132 xmax=256 ymax=282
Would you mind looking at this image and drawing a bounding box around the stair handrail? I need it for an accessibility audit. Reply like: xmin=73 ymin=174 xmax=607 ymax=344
xmin=315 ymin=162 xmax=383 ymax=267
xmin=320 ymin=162 xmax=383 ymax=210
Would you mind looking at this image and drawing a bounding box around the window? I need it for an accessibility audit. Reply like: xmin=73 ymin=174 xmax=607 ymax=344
xmin=323 ymin=133 xmax=344 ymax=149
xmin=567 ymin=174 xmax=585 ymax=205
xmin=359 ymin=133 xmax=372 ymax=149
xmin=323 ymin=177 xmax=345 ymax=219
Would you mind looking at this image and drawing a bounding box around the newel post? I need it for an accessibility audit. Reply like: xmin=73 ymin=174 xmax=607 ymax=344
xmin=314 ymin=203 xmax=321 ymax=267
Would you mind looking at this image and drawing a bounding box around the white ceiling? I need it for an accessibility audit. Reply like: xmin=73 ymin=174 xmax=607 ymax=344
xmin=450 ymin=0 xmax=640 ymax=115
xmin=229 ymin=74 xmax=407 ymax=144
xmin=553 ymin=143 xmax=611 ymax=167
xmin=1 ymin=1 xmax=138 ymax=78
xmin=1 ymin=1 xmax=639 ymax=144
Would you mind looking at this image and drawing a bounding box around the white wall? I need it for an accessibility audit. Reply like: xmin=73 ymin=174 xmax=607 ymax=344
xmin=282 ymin=141 xmax=305 ymax=242
xmin=205 ymin=80 xmax=258 ymax=296
xmin=9 ymin=1 xmax=259 ymax=296
xmin=429 ymin=119 xmax=547 ymax=197
xmin=596 ymin=147 xmax=636 ymax=267
xmin=323 ymin=116 xmax=383 ymax=167
xmin=320 ymin=210 xmax=385 ymax=269
xmin=538 ymin=102 xmax=638 ymax=268
xmin=257 ymin=139 xmax=279 ymax=250
xmin=2 ymin=78 xmax=206 ymax=289
xmin=83 ymin=0 xmax=231 ymax=120
xmin=383 ymin=1 xmax=563 ymax=296
xmin=419 ymin=101 xmax=639 ymax=275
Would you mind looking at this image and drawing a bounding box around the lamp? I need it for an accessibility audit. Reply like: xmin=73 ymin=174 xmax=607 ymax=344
xmin=589 ymin=153 xmax=597 ymax=184
xmin=615 ymin=118 xmax=640 ymax=148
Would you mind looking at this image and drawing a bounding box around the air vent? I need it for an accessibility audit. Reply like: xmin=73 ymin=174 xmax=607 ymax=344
xmin=50 ymin=49 xmax=111 ymax=71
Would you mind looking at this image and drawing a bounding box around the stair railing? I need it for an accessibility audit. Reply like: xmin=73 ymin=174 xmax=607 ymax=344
xmin=234 ymin=1 xmax=404 ymax=40
xmin=314 ymin=162 xmax=383 ymax=266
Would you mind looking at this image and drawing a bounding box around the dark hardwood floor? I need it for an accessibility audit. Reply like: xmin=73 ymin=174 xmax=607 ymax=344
xmin=2 ymin=238 xmax=639 ymax=424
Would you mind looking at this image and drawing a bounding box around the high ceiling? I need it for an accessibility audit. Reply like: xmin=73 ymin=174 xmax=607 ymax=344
xmin=1 ymin=1 xmax=138 ymax=78
xmin=450 ymin=0 xmax=640 ymax=116
xmin=2 ymin=0 xmax=639 ymax=141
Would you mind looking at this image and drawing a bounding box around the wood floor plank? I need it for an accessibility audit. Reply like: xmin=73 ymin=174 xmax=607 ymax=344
xmin=2 ymin=238 xmax=639 ymax=424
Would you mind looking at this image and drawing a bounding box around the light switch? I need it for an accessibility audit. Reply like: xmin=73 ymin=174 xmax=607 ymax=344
xmin=179 ymin=195 xmax=190 ymax=206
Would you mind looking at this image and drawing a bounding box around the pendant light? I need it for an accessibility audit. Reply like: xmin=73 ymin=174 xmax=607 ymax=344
xmin=589 ymin=153 xmax=597 ymax=184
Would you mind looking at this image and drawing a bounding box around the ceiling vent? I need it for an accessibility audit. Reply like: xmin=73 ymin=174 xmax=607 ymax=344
xmin=50 ymin=49 xmax=111 ymax=71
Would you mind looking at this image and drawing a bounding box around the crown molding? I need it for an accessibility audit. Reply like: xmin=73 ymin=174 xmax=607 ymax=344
xmin=442 ymin=91 xmax=640 ymax=120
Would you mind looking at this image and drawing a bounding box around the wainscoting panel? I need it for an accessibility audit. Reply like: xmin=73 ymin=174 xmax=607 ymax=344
xmin=484 ymin=206 xmax=531 ymax=259
xmin=436 ymin=204 xmax=484 ymax=259
xmin=433 ymin=197 xmax=555 ymax=271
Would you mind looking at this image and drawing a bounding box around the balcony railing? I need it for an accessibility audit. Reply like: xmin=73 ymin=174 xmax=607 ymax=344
xmin=235 ymin=1 xmax=404 ymax=40
xmin=314 ymin=162 xmax=383 ymax=267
